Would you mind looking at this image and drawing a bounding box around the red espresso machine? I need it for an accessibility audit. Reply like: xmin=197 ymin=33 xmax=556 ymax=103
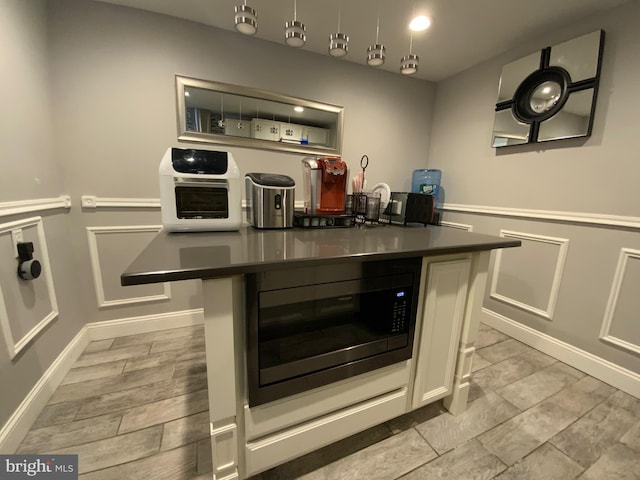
xmin=302 ymin=156 xmax=348 ymax=215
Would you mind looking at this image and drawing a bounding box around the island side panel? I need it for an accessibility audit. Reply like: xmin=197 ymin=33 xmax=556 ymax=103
xmin=203 ymin=276 xmax=243 ymax=480
xmin=443 ymin=250 xmax=491 ymax=414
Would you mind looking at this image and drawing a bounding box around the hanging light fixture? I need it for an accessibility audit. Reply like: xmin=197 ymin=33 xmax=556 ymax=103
xmin=401 ymin=32 xmax=419 ymax=75
xmin=328 ymin=7 xmax=348 ymax=57
xmin=234 ymin=0 xmax=257 ymax=36
xmin=367 ymin=5 xmax=385 ymax=66
xmin=285 ymin=0 xmax=306 ymax=47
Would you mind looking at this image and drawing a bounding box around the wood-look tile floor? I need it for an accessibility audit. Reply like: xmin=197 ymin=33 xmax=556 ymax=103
xmin=18 ymin=324 xmax=640 ymax=479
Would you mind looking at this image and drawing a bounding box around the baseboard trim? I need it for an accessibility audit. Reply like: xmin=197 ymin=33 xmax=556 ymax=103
xmin=481 ymin=308 xmax=640 ymax=398
xmin=86 ymin=308 xmax=204 ymax=341
xmin=0 ymin=308 xmax=205 ymax=453
xmin=0 ymin=326 xmax=90 ymax=453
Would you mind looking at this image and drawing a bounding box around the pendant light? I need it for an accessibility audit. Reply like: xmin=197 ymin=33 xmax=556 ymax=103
xmin=234 ymin=0 xmax=257 ymax=36
xmin=401 ymin=32 xmax=419 ymax=75
xmin=328 ymin=7 xmax=348 ymax=57
xmin=285 ymin=0 xmax=306 ymax=47
xmin=367 ymin=6 xmax=385 ymax=66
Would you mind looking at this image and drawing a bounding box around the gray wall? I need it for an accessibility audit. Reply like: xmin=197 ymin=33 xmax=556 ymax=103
xmin=428 ymin=1 xmax=640 ymax=374
xmin=0 ymin=0 xmax=88 ymax=429
xmin=0 ymin=0 xmax=437 ymax=431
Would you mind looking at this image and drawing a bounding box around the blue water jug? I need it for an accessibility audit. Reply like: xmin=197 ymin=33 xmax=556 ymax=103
xmin=411 ymin=169 xmax=441 ymax=205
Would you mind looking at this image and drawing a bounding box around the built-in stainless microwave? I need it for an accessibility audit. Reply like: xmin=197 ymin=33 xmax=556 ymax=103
xmin=246 ymin=257 xmax=422 ymax=406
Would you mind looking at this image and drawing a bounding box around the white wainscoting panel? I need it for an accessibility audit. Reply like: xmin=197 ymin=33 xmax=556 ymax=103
xmin=490 ymin=230 xmax=569 ymax=320
xmin=440 ymin=221 xmax=473 ymax=232
xmin=86 ymin=226 xmax=170 ymax=308
xmin=600 ymin=248 xmax=640 ymax=355
xmin=0 ymin=217 xmax=59 ymax=359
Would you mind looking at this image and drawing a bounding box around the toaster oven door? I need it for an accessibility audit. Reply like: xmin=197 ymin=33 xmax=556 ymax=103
xmin=175 ymin=184 xmax=229 ymax=219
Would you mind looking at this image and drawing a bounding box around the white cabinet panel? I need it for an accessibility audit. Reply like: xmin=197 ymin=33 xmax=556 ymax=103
xmin=412 ymin=258 xmax=471 ymax=409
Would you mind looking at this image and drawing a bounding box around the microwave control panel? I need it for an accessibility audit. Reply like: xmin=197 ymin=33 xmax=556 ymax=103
xmin=391 ymin=290 xmax=409 ymax=333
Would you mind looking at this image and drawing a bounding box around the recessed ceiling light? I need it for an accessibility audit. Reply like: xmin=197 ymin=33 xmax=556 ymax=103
xmin=294 ymin=106 xmax=304 ymax=113
xmin=409 ymin=15 xmax=431 ymax=32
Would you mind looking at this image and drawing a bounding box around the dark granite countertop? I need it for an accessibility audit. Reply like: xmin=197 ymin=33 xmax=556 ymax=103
xmin=121 ymin=225 xmax=520 ymax=286
xmin=121 ymin=225 xmax=520 ymax=285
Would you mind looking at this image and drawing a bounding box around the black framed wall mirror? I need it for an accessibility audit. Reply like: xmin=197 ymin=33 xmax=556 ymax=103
xmin=491 ymin=30 xmax=605 ymax=148
xmin=176 ymin=75 xmax=344 ymax=156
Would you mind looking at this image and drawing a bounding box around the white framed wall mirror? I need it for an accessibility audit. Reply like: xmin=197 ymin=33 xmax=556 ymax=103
xmin=176 ymin=75 xmax=344 ymax=156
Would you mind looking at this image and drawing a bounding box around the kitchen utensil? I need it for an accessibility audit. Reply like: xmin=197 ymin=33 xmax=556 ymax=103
xmin=360 ymin=154 xmax=369 ymax=191
xmin=365 ymin=191 xmax=381 ymax=222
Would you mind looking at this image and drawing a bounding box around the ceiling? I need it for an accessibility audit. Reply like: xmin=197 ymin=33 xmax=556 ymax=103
xmin=95 ymin=0 xmax=630 ymax=82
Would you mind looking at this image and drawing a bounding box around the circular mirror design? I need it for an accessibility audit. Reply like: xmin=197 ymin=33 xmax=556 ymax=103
xmin=512 ymin=67 xmax=570 ymax=123
xmin=530 ymin=81 xmax=562 ymax=113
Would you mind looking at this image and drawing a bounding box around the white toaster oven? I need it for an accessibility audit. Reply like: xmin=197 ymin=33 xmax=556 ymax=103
xmin=159 ymin=147 xmax=241 ymax=232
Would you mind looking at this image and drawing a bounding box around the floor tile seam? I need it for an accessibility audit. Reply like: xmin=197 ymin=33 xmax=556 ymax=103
xmin=493 ymin=372 xmax=584 ymax=412
xmin=17 ymin=415 xmax=125 ymax=455
xmin=121 ymin=351 xmax=180 ymax=374
xmin=111 ymin=327 xmax=204 ymax=348
xmin=544 ymin=386 xmax=624 ymax=443
xmin=546 ymin=438 xmax=598 ymax=471
xmin=411 ymin=425 xmax=441 ymax=457
xmin=59 ymin=362 xmax=129 ymax=388
xmin=618 ymin=435 xmax=640 ymax=456
xmin=540 ymin=441 xmax=587 ymax=476
xmin=78 ymin=342 xmax=154 ymax=363
xmin=21 ymin=409 xmax=124 ymax=436
xmin=150 ymin=343 xmax=207 ymax=356
xmin=116 ymin=389 xmax=210 ymax=435
xmin=51 ymin=363 xmax=179 ymax=405
xmin=70 ymin=382 xmax=208 ymax=422
xmin=117 ymin=405 xmax=210 ymax=437
xmin=78 ymin=427 xmax=166 ymax=476
xmin=390 ymin=456 xmax=434 ymax=480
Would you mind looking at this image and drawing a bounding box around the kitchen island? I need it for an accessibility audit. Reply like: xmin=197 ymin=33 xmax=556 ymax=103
xmin=122 ymin=225 xmax=519 ymax=480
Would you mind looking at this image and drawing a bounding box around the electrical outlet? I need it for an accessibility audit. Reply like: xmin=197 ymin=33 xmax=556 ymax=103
xmin=11 ymin=229 xmax=23 ymax=258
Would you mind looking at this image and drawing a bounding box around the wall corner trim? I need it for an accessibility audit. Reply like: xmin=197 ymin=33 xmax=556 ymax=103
xmin=481 ymin=307 xmax=640 ymax=398
xmin=0 ymin=308 xmax=204 ymax=453
xmin=0 ymin=196 xmax=71 ymax=219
